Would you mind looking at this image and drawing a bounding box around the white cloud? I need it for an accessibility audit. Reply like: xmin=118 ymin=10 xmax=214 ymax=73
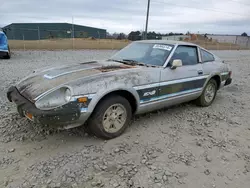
xmin=0 ymin=0 xmax=249 ymax=34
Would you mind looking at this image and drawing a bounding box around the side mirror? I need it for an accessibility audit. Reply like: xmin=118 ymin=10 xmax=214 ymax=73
xmin=171 ymin=59 xmax=183 ymax=69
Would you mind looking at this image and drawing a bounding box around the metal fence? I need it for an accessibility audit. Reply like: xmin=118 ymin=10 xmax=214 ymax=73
xmin=206 ymin=35 xmax=250 ymax=49
xmin=8 ymin=39 xmax=250 ymax=51
xmin=4 ymin=28 xmax=250 ymax=50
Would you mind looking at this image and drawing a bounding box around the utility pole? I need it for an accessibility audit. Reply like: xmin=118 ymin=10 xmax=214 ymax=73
xmin=144 ymin=0 xmax=151 ymax=40
xmin=72 ymin=16 xmax=74 ymax=39
xmin=72 ymin=16 xmax=75 ymax=49
xmin=247 ymin=36 xmax=250 ymax=49
xmin=37 ymin=26 xmax=40 ymax=40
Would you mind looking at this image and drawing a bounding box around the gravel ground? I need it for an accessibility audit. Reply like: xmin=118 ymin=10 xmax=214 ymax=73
xmin=0 ymin=50 xmax=250 ymax=188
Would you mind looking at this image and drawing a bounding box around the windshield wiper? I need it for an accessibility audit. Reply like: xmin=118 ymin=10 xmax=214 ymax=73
xmin=108 ymin=59 xmax=124 ymax=63
xmin=121 ymin=59 xmax=138 ymax=63
xmin=108 ymin=59 xmax=139 ymax=65
xmin=108 ymin=59 xmax=148 ymax=67
xmin=121 ymin=59 xmax=147 ymax=66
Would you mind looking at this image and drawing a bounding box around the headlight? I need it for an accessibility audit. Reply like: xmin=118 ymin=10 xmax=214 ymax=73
xmin=35 ymin=87 xmax=72 ymax=110
xmin=64 ymin=88 xmax=71 ymax=102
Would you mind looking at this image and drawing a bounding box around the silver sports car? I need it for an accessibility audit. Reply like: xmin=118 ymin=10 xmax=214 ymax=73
xmin=7 ymin=40 xmax=232 ymax=139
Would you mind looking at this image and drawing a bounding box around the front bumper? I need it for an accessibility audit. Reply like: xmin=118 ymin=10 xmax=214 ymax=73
xmin=7 ymin=86 xmax=90 ymax=128
xmin=0 ymin=51 xmax=8 ymax=56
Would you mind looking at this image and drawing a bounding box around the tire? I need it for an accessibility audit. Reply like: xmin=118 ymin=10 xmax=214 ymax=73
xmin=83 ymin=123 xmax=94 ymax=136
xmin=88 ymin=95 xmax=132 ymax=139
xmin=4 ymin=46 xmax=11 ymax=59
xmin=195 ymin=79 xmax=218 ymax=107
xmin=4 ymin=53 xmax=10 ymax=59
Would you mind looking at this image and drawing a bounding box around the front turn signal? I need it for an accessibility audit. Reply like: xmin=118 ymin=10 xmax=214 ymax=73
xmin=78 ymin=97 xmax=88 ymax=103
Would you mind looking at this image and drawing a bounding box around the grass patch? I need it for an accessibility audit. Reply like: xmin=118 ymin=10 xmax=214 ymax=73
xmin=8 ymin=38 xmax=246 ymax=50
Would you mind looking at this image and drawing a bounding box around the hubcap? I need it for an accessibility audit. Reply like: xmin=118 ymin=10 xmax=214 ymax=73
xmin=102 ymin=104 xmax=127 ymax=133
xmin=204 ymin=83 xmax=216 ymax=103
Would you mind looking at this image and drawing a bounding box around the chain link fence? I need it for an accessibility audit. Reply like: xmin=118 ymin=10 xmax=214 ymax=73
xmin=4 ymin=27 xmax=250 ymax=50
xmin=8 ymin=39 xmax=250 ymax=51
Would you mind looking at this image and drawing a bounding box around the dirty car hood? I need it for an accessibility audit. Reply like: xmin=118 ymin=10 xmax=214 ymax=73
xmin=16 ymin=60 xmax=135 ymax=101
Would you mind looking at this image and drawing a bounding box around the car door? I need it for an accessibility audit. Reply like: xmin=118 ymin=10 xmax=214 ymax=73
xmin=159 ymin=45 xmax=206 ymax=104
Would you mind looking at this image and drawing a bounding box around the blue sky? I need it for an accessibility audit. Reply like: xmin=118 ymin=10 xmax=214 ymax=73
xmin=0 ymin=0 xmax=249 ymax=35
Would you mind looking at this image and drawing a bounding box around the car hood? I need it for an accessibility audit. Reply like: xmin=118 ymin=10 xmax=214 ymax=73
xmin=16 ymin=60 xmax=136 ymax=101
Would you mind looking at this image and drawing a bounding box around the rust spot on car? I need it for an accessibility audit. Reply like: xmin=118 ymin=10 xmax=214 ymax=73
xmin=96 ymin=65 xmax=136 ymax=72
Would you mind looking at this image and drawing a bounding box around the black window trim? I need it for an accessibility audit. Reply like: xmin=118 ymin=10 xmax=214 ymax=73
xmin=200 ymin=48 xmax=215 ymax=63
xmin=168 ymin=45 xmax=199 ymax=67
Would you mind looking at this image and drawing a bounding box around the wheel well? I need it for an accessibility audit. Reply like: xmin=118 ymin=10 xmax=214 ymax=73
xmin=96 ymin=90 xmax=137 ymax=114
xmin=211 ymin=75 xmax=221 ymax=89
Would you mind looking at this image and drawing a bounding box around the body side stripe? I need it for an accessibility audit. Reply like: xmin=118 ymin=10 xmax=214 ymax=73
xmin=140 ymin=88 xmax=202 ymax=104
xmin=158 ymin=78 xmax=205 ymax=97
xmin=133 ymin=83 xmax=159 ymax=90
xmin=137 ymin=77 xmax=207 ymax=104
xmin=159 ymin=75 xmax=208 ymax=87
xmin=133 ymin=75 xmax=209 ymax=90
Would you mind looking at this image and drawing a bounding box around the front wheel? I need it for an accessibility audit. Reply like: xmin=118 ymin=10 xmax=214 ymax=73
xmin=195 ymin=79 xmax=218 ymax=107
xmin=87 ymin=95 xmax=132 ymax=139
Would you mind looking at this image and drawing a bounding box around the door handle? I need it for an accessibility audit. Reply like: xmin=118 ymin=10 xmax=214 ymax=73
xmin=198 ymin=70 xmax=203 ymax=75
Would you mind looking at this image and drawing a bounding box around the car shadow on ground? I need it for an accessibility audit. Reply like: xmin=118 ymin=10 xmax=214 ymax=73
xmin=0 ymin=100 xmax=203 ymax=145
xmin=1 ymin=89 xmax=231 ymax=147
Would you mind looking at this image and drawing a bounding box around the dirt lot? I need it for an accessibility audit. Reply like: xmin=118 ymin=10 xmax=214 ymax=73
xmin=0 ymin=50 xmax=250 ymax=188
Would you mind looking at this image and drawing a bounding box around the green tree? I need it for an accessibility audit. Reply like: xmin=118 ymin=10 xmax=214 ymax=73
xmin=128 ymin=31 xmax=141 ymax=41
xmin=117 ymin=33 xmax=126 ymax=40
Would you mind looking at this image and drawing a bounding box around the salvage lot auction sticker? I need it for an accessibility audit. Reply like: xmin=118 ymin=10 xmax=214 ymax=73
xmin=153 ymin=44 xmax=172 ymax=51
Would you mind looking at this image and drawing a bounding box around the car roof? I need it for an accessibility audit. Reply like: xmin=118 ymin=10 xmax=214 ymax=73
xmin=136 ymin=40 xmax=198 ymax=46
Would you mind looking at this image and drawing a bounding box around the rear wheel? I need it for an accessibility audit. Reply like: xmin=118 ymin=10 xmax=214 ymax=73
xmin=88 ymin=95 xmax=132 ymax=139
xmin=4 ymin=46 xmax=11 ymax=59
xmin=195 ymin=79 xmax=218 ymax=107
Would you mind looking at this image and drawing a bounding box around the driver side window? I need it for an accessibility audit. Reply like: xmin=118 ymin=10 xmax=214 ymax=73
xmin=170 ymin=46 xmax=199 ymax=66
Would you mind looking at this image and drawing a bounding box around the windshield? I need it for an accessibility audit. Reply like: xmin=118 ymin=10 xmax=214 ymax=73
xmin=110 ymin=42 xmax=174 ymax=66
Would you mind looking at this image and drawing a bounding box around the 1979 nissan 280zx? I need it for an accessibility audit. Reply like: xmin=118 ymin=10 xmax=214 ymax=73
xmin=7 ymin=40 xmax=232 ymax=139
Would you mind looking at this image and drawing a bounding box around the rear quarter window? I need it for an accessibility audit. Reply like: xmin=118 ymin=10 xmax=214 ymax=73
xmin=201 ymin=49 xmax=215 ymax=63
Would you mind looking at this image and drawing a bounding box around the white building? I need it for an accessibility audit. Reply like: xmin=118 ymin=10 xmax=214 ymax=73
xmin=207 ymin=34 xmax=250 ymax=48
